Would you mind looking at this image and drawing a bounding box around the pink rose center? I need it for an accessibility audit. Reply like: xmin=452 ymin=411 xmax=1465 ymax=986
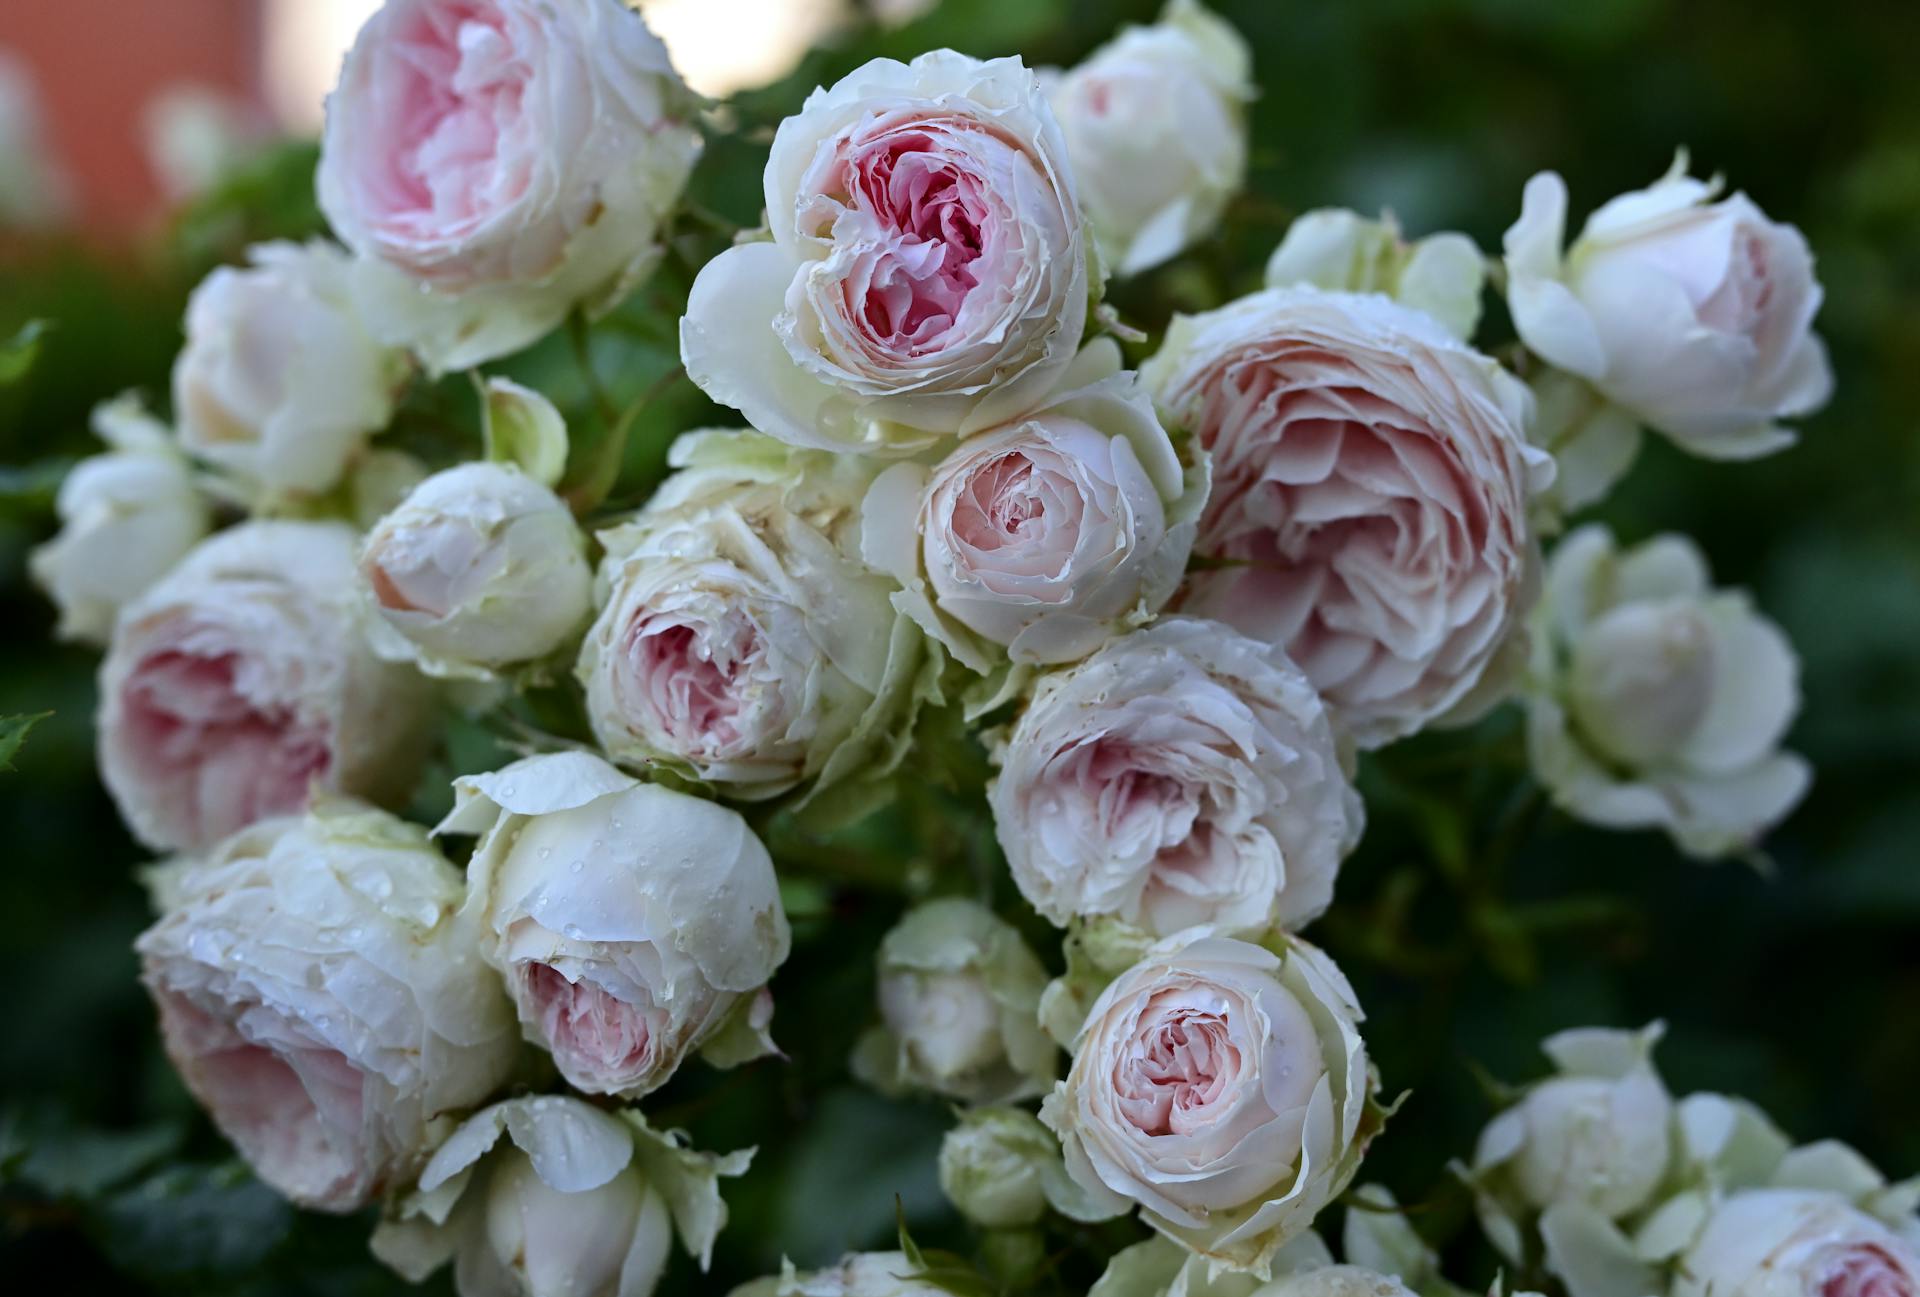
xmin=618 ymin=615 xmax=754 ymax=757
xmin=522 ymin=962 xmax=657 ymax=1081
xmin=1184 ymin=350 xmax=1497 ymax=701
xmin=373 ymin=1 xmax=532 ymax=244
xmin=120 ymin=647 xmax=332 ymax=848
xmin=831 ymin=126 xmax=996 ymax=355
xmin=1821 ymin=1245 xmax=1917 ymax=1297
xmin=1050 ymin=738 xmax=1201 ymax=864
xmin=1118 ymin=995 xmax=1242 ymax=1137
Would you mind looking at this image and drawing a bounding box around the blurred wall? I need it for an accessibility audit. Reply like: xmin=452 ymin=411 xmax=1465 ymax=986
xmin=1 ymin=0 xmax=263 ymax=235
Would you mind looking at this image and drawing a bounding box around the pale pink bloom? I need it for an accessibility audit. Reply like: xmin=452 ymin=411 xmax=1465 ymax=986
xmin=989 ymin=618 xmax=1362 ymax=938
xmin=98 ymin=522 xmax=432 ymax=853
xmin=682 ymin=52 xmax=1094 ymax=455
xmin=136 ymin=806 xmax=518 ymax=1211
xmin=1674 ymin=1191 xmax=1920 ymax=1297
xmin=1145 ymin=287 xmax=1552 ymax=747
xmin=319 ymin=0 xmax=701 ymax=370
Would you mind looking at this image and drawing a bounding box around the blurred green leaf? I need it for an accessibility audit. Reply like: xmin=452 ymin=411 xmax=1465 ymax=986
xmin=0 ymin=712 xmax=53 ymax=772
xmin=98 ymin=1162 xmax=294 ymax=1280
xmin=0 ymin=320 xmax=49 ymax=386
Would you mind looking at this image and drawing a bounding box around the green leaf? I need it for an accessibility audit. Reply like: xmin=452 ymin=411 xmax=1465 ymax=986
xmin=0 ymin=712 xmax=53 ymax=772
xmin=0 ymin=319 xmax=49 ymax=385
xmin=97 ymin=1162 xmax=294 ymax=1280
xmin=4 ymin=1115 xmax=183 ymax=1200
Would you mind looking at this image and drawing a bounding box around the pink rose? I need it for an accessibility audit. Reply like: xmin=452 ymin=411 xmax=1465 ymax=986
xmin=682 ymin=52 xmax=1095 ymax=455
xmin=861 ymin=343 xmax=1206 ymax=670
xmin=136 ymin=806 xmax=518 ymax=1211
xmin=1675 ymin=1190 xmax=1920 ymax=1297
xmin=988 ymin=617 xmax=1362 ymax=938
xmin=1144 ymin=287 xmax=1552 ymax=747
xmin=318 ymin=0 xmax=701 ymax=370
xmin=98 ymin=521 xmax=432 ymax=852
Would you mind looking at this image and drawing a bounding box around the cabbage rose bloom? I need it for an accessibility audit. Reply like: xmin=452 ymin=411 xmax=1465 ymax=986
xmin=29 ymin=395 xmax=209 ymax=645
xmin=852 ymin=898 xmax=1056 ymax=1105
xmin=682 ymin=52 xmax=1095 ymax=455
xmin=1046 ymin=0 xmax=1252 ymax=276
xmin=1265 ymin=209 xmax=1487 ymax=342
xmin=989 ymin=618 xmax=1363 ymax=939
xmin=578 ymin=430 xmax=934 ymax=809
xmin=173 ymin=241 xmax=407 ymax=498
xmin=360 ymin=461 xmax=592 ymax=680
xmin=98 ymin=521 xmax=433 ymax=853
xmin=1526 ymin=525 xmax=1809 ymax=858
xmin=861 ymin=342 xmax=1206 ymax=671
xmin=1504 ymin=155 xmax=1832 ymax=461
xmin=372 ymin=1095 xmax=750 ymax=1297
xmin=1468 ymin=1023 xmax=1673 ymax=1262
xmin=319 ymin=0 xmax=702 ymax=371
xmin=135 ymin=803 xmax=519 ymax=1211
xmin=1042 ymin=933 xmax=1381 ymax=1277
xmin=1145 ymin=287 xmax=1552 ymax=747
xmin=1671 ymin=1191 xmax=1919 ymax=1297
xmin=439 ymin=751 xmax=790 ymax=1100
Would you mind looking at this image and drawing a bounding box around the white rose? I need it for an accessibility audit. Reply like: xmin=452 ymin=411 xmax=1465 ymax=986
xmin=862 ymin=342 xmax=1207 ymax=671
xmin=1672 ymin=1191 xmax=1920 ymax=1297
xmin=1469 ymin=1022 xmax=1673 ymax=1260
xmin=578 ymin=430 xmax=934 ymax=809
xmin=938 ymin=1105 xmax=1120 ymax=1230
xmin=852 ymin=898 xmax=1056 ymax=1105
xmin=1504 ymin=155 xmax=1832 ymax=460
xmin=98 ymin=520 xmax=434 ymax=852
xmin=990 ymin=618 xmax=1363 ymax=940
xmin=1042 ymin=933 xmax=1380 ymax=1277
xmin=682 ymin=51 xmax=1094 ymax=455
xmin=135 ymin=803 xmax=519 ymax=1211
xmin=319 ymin=0 xmax=702 ymax=372
xmin=373 ymin=1095 xmax=750 ymax=1297
xmin=1145 ymin=287 xmax=1553 ymax=748
xmin=1087 ymin=1230 xmax=1342 ymax=1297
xmin=437 ymin=751 xmax=790 ymax=1100
xmin=360 ymin=462 xmax=592 ymax=680
xmin=1265 ymin=209 xmax=1487 ymax=341
xmin=1047 ymin=0 xmax=1253 ymax=276
xmin=29 ymin=395 xmax=209 ymax=645
xmin=731 ymin=1253 xmax=954 ymax=1297
xmin=173 ymin=241 xmax=406 ymax=497
xmin=1526 ymin=525 xmax=1809 ymax=858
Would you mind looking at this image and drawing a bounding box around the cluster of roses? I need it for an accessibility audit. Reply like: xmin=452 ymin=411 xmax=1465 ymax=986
xmin=22 ymin=0 xmax=1890 ymax=1295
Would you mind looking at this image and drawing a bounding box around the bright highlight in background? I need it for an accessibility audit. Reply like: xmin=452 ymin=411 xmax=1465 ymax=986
xmin=262 ymin=0 xmax=844 ymax=131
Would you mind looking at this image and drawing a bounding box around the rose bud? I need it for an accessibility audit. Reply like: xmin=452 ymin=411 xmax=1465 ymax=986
xmin=29 ymin=394 xmax=209 ymax=645
xmin=730 ymin=1253 xmax=957 ymax=1297
xmin=1047 ymin=0 xmax=1252 ymax=275
xmin=372 ymin=1095 xmax=749 ymax=1297
xmin=578 ymin=430 xmax=933 ymax=808
xmin=1144 ymin=286 xmax=1553 ymax=747
xmin=861 ymin=342 xmax=1207 ymax=672
xmin=319 ymin=0 xmax=702 ymax=372
xmin=1671 ymin=1191 xmax=1919 ymax=1297
xmin=1265 ymin=208 xmax=1487 ymax=341
xmin=1504 ymin=154 xmax=1832 ymax=464
xmin=173 ymin=241 xmax=407 ymax=499
xmin=135 ymin=803 xmax=519 ymax=1211
xmin=939 ymin=1106 xmax=1119 ymax=1230
xmin=360 ymin=462 xmax=592 ymax=680
xmin=852 ymin=898 xmax=1056 ymax=1105
xmin=1041 ymin=933 xmax=1382 ymax=1278
xmin=98 ymin=521 xmax=433 ymax=853
xmin=1526 ymin=525 xmax=1808 ymax=858
xmin=439 ymin=751 xmax=790 ymax=1100
xmin=989 ymin=618 xmax=1363 ymax=939
xmin=1467 ymin=1023 xmax=1673 ymax=1260
xmin=682 ymin=51 xmax=1095 ymax=456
